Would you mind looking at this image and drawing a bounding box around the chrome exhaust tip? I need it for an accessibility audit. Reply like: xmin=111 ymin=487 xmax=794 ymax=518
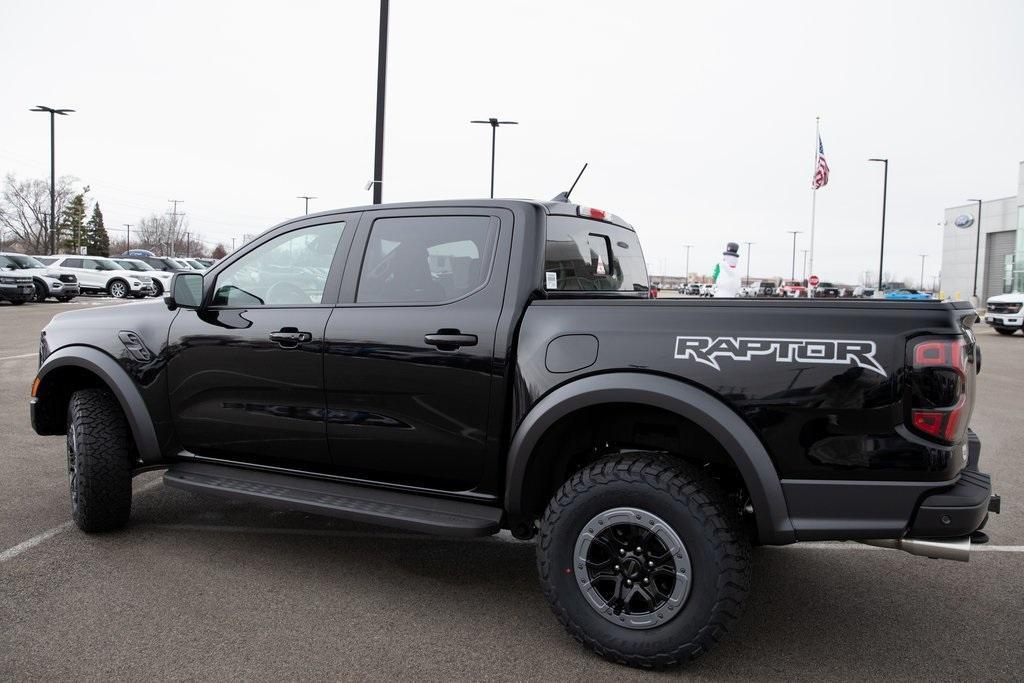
xmin=860 ymin=536 xmax=971 ymax=562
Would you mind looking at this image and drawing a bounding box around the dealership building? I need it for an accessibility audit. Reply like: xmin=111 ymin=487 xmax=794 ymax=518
xmin=941 ymin=161 xmax=1024 ymax=302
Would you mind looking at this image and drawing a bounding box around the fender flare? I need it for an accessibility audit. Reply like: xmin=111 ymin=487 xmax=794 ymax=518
xmin=504 ymin=372 xmax=796 ymax=544
xmin=35 ymin=345 xmax=162 ymax=465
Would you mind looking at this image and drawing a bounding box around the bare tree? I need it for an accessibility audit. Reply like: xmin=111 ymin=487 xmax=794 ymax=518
xmin=0 ymin=174 xmax=77 ymax=253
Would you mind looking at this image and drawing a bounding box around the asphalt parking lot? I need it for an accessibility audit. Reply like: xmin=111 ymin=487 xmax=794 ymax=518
xmin=2 ymin=298 xmax=1022 ymax=681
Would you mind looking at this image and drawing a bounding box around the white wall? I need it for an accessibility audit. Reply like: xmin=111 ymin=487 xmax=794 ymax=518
xmin=940 ymin=161 xmax=1023 ymax=300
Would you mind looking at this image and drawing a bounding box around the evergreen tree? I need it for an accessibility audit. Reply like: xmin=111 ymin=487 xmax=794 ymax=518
xmin=211 ymin=243 xmax=227 ymax=259
xmin=86 ymin=202 xmax=110 ymax=256
xmin=58 ymin=191 xmax=88 ymax=253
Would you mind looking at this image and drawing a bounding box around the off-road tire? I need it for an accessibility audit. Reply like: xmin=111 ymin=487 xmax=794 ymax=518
xmin=66 ymin=388 xmax=133 ymax=532
xmin=995 ymin=327 xmax=1016 ymax=336
xmin=537 ymin=453 xmax=750 ymax=669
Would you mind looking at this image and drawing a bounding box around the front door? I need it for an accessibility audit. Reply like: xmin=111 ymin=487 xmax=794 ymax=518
xmin=323 ymin=210 xmax=510 ymax=491
xmin=167 ymin=218 xmax=353 ymax=470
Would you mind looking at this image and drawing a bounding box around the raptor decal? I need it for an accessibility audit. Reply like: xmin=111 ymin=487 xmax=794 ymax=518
xmin=673 ymin=336 xmax=887 ymax=377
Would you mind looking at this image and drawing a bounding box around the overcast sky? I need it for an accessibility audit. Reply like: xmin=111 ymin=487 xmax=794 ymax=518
xmin=2 ymin=0 xmax=1022 ymax=283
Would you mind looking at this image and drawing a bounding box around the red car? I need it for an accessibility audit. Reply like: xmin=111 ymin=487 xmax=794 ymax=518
xmin=779 ymin=280 xmax=806 ymax=297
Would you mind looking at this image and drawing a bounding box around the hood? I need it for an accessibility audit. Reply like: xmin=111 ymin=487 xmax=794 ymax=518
xmin=986 ymin=292 xmax=1024 ymax=304
xmin=2 ymin=266 xmax=53 ymax=279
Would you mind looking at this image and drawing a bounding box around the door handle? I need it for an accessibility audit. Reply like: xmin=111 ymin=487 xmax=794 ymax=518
xmin=270 ymin=329 xmax=312 ymax=348
xmin=424 ymin=330 xmax=478 ymax=351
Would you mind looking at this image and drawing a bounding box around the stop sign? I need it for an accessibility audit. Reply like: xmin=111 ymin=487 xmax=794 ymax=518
xmin=808 ymin=275 xmax=820 ymax=287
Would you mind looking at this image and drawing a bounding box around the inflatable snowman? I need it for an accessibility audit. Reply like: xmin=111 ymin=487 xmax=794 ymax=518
xmin=712 ymin=242 xmax=741 ymax=298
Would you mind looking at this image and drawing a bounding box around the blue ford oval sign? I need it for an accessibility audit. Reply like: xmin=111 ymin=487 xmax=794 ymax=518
xmin=954 ymin=214 xmax=974 ymax=229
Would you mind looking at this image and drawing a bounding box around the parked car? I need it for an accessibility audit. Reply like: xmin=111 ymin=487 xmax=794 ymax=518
xmin=779 ymin=280 xmax=806 ymax=297
xmin=813 ymin=281 xmax=841 ymax=298
xmin=131 ymin=256 xmax=195 ymax=274
xmin=884 ymin=288 xmax=932 ymax=301
xmin=684 ymin=282 xmax=701 ymax=295
xmin=984 ymin=292 xmax=1023 ymax=335
xmin=0 ymin=271 xmax=33 ymax=305
xmin=852 ymin=286 xmax=876 ymax=298
xmin=41 ymin=255 xmax=154 ymax=298
xmin=114 ymin=258 xmax=174 ymax=296
xmin=0 ymin=252 xmax=79 ymax=302
xmin=29 ymin=198 xmax=997 ymax=669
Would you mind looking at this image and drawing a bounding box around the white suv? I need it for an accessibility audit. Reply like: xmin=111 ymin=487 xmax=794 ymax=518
xmin=985 ymin=292 xmax=1024 ymax=335
xmin=0 ymin=252 xmax=80 ymax=302
xmin=113 ymin=257 xmax=173 ymax=296
xmin=39 ymin=255 xmax=154 ymax=298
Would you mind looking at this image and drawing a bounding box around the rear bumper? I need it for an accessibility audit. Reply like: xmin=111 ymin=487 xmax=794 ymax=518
xmin=782 ymin=430 xmax=998 ymax=541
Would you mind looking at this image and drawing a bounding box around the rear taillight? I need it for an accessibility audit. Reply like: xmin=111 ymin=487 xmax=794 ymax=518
xmin=909 ymin=337 xmax=971 ymax=443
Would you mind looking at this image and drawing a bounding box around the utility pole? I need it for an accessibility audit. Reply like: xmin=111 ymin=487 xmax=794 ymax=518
xmin=967 ymin=199 xmax=983 ymax=298
xmin=787 ymin=230 xmax=802 ymax=280
xmin=231 ymin=237 xmax=236 ymax=253
xmin=297 ymin=195 xmax=316 ymax=215
xmin=185 ymin=232 xmax=191 ymax=258
xmin=167 ymin=199 xmax=184 ymax=255
xmin=869 ymin=158 xmax=889 ymax=291
xmin=471 ymin=118 xmax=518 ymax=198
xmin=743 ymin=241 xmax=755 ymax=284
xmin=684 ymin=244 xmax=693 ymax=283
xmin=124 ymin=224 xmax=131 ymax=253
xmin=372 ymin=0 xmax=389 ymax=204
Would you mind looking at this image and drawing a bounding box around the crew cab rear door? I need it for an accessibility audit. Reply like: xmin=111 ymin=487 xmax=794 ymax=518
xmin=166 ymin=214 xmax=357 ymax=469
xmin=323 ymin=208 xmax=512 ymax=492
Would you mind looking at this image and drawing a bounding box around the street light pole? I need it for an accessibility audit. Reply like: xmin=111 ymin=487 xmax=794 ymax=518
xmin=743 ymin=241 xmax=754 ymax=285
xmin=372 ymin=0 xmax=389 ymax=204
xmin=918 ymin=254 xmax=927 ymax=290
xmin=801 ymin=249 xmax=809 ymax=280
xmin=787 ymin=230 xmax=802 ymax=280
xmin=297 ymin=195 xmax=317 ymax=215
xmin=30 ymin=105 xmax=74 ymax=253
xmin=471 ymin=118 xmax=518 ymax=198
xmin=124 ymin=224 xmax=131 ymax=252
xmin=967 ymin=199 xmax=983 ymax=298
xmin=869 ymin=158 xmax=889 ymax=291
xmin=684 ymin=244 xmax=692 ymax=283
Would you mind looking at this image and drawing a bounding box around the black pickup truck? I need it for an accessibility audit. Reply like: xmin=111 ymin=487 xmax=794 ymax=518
xmin=30 ymin=199 xmax=999 ymax=668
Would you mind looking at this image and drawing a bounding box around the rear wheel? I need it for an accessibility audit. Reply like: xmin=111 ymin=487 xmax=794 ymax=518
xmin=151 ymin=280 xmax=164 ymax=297
xmin=66 ymin=388 xmax=133 ymax=532
xmin=537 ymin=453 xmax=750 ymax=668
xmin=995 ymin=328 xmax=1017 ymax=335
xmin=108 ymin=279 xmax=129 ymax=298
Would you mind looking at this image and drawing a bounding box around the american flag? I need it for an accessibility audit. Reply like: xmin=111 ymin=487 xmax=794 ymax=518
xmin=812 ymin=134 xmax=829 ymax=189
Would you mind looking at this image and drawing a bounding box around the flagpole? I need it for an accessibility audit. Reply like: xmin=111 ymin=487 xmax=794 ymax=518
xmin=808 ymin=116 xmax=820 ymax=297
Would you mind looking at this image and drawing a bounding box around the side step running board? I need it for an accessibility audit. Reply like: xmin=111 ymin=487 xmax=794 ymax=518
xmin=164 ymin=463 xmax=503 ymax=537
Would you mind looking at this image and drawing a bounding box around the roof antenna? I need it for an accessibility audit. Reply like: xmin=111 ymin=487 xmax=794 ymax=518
xmin=551 ymin=162 xmax=588 ymax=202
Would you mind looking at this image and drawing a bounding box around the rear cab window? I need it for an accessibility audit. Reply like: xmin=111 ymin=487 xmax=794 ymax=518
xmin=543 ymin=215 xmax=649 ymax=296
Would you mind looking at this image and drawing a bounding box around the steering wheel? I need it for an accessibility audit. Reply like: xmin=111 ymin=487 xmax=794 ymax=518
xmin=265 ymin=280 xmax=312 ymax=305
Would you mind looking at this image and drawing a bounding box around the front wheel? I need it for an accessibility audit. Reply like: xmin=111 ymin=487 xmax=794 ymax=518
xmin=108 ymin=279 xmax=129 ymax=298
xmin=66 ymin=388 xmax=133 ymax=531
xmin=995 ymin=327 xmax=1017 ymax=336
xmin=537 ymin=454 xmax=750 ymax=668
xmin=33 ymin=281 xmax=49 ymax=302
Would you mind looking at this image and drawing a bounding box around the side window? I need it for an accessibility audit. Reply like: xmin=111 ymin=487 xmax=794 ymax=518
xmin=211 ymin=222 xmax=345 ymax=306
xmin=64 ymin=258 xmax=83 ymax=268
xmin=356 ymin=215 xmax=498 ymax=304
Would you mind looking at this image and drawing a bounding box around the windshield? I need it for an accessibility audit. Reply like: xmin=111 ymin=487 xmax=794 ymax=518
xmin=117 ymin=259 xmax=154 ymax=271
xmin=94 ymin=258 xmax=123 ymax=270
xmin=0 ymin=253 xmax=45 ymax=269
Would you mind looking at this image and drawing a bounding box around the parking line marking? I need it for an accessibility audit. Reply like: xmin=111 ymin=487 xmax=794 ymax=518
xmin=0 ymin=352 xmax=36 ymax=361
xmin=0 ymin=478 xmax=162 ymax=563
xmin=0 ymin=521 xmax=73 ymax=563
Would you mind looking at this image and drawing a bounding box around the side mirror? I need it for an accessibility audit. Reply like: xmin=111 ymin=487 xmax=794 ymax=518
xmin=165 ymin=271 xmax=204 ymax=311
